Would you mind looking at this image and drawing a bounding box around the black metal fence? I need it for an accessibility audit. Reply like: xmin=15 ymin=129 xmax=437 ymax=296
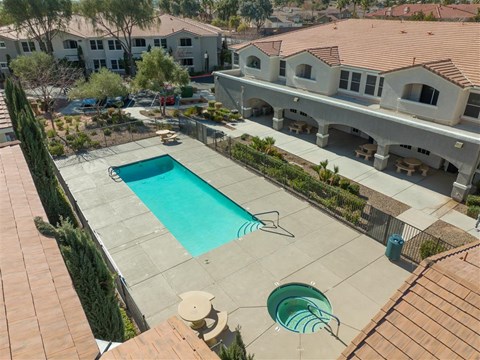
xmin=179 ymin=116 xmax=455 ymax=265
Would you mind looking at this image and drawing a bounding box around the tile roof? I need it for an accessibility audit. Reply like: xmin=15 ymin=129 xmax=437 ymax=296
xmin=0 ymin=14 xmax=221 ymax=41
xmin=100 ymin=316 xmax=219 ymax=360
xmin=253 ymin=40 xmax=282 ymax=56
xmin=340 ymin=241 xmax=480 ymax=360
xmin=0 ymin=95 xmax=12 ymax=130
xmin=367 ymin=4 xmax=480 ymax=20
xmin=381 ymin=59 xmax=473 ymax=88
xmin=0 ymin=143 xmax=98 ymax=359
xmin=232 ymin=19 xmax=480 ymax=87
xmin=286 ymin=46 xmax=341 ymax=66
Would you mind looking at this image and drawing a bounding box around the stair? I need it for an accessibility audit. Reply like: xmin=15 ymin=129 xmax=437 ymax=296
xmin=284 ymin=309 xmax=331 ymax=333
xmin=237 ymin=220 xmax=263 ymax=237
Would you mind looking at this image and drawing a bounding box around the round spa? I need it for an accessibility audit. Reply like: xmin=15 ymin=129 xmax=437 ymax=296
xmin=267 ymin=283 xmax=333 ymax=334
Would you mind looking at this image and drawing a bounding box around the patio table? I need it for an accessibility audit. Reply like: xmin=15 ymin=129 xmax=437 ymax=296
xmin=156 ymin=130 xmax=171 ymax=138
xmin=403 ymin=157 xmax=422 ymax=169
xmin=361 ymin=143 xmax=378 ymax=154
xmin=178 ymin=295 xmax=212 ymax=329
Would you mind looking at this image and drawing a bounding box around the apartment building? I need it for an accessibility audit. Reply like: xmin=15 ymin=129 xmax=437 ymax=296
xmin=215 ymin=20 xmax=480 ymax=201
xmin=0 ymin=14 xmax=222 ymax=75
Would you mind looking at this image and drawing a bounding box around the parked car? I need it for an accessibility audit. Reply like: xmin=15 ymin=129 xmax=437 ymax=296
xmin=160 ymin=95 xmax=175 ymax=106
xmin=105 ymin=94 xmax=130 ymax=108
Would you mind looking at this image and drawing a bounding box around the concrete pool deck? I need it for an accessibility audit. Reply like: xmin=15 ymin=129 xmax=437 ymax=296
xmin=55 ymin=136 xmax=412 ymax=359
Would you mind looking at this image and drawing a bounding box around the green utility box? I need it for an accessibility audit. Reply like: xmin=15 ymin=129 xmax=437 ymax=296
xmin=385 ymin=234 xmax=404 ymax=261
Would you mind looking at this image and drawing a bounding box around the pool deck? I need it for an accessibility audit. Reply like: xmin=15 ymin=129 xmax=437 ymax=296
xmin=55 ymin=136 xmax=412 ymax=359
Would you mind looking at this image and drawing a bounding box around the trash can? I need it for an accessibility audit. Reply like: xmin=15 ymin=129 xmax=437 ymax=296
xmin=385 ymin=234 xmax=404 ymax=261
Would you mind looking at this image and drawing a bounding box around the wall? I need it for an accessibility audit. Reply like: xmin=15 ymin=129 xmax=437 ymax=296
xmin=381 ymin=67 xmax=465 ymax=126
xmin=0 ymin=38 xmax=19 ymax=71
xmin=285 ymin=52 xmax=339 ymax=95
xmin=50 ymin=32 xmax=84 ymax=62
xmin=239 ymin=46 xmax=278 ymax=82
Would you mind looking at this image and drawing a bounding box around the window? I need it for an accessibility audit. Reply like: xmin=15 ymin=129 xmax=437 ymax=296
xmin=0 ymin=41 xmax=6 ymax=48
xmin=110 ymin=59 xmax=124 ymax=70
xmin=179 ymin=38 xmax=192 ymax=47
xmin=180 ymin=58 xmax=193 ymax=66
xmin=154 ymin=39 xmax=160 ymax=47
xmin=377 ymin=77 xmax=384 ymax=97
xmin=133 ymin=38 xmax=146 ymax=47
xmin=352 ymin=128 xmax=360 ymax=134
xmin=108 ymin=40 xmax=122 ymax=50
xmin=364 ymin=75 xmax=377 ymax=96
xmin=90 ymin=40 xmax=103 ymax=50
xmin=21 ymin=41 xmax=36 ymax=52
xmin=161 ymin=39 xmax=167 ymax=48
xmin=419 ymin=85 xmax=439 ymax=106
xmin=339 ymin=70 xmax=349 ymax=89
xmin=5 ymin=132 xmax=15 ymax=141
xmin=400 ymin=144 xmax=412 ymax=150
xmin=350 ymin=72 xmax=361 ymax=92
xmin=63 ymin=39 xmax=78 ymax=49
xmin=93 ymin=59 xmax=106 ymax=69
xmin=417 ymin=148 xmax=430 ymax=156
xmin=279 ymin=60 xmax=286 ymax=77
xmin=464 ymin=93 xmax=480 ymax=119
xmin=300 ymin=111 xmax=307 ymax=117
xmin=233 ymin=53 xmax=239 ymax=65
xmin=296 ymin=64 xmax=312 ymax=79
xmin=246 ymin=56 xmax=261 ymax=69
xmin=290 ymin=109 xmax=297 ymax=113
xmin=0 ymin=62 xmax=7 ymax=69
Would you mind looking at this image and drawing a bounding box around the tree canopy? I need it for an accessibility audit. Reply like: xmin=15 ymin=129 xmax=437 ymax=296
xmin=239 ymin=0 xmax=273 ymax=31
xmin=69 ymin=68 xmax=128 ymax=113
xmin=3 ymin=0 xmax=72 ymax=54
xmin=10 ymin=52 xmax=82 ymax=122
xmin=80 ymin=0 xmax=156 ymax=75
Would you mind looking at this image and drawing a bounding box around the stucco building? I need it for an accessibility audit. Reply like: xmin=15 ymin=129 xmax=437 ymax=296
xmin=215 ymin=19 xmax=480 ymax=201
xmin=0 ymin=15 xmax=222 ymax=75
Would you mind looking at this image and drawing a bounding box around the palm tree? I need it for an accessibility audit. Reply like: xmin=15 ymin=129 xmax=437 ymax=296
xmin=263 ymin=136 xmax=276 ymax=155
xmin=336 ymin=0 xmax=349 ymax=16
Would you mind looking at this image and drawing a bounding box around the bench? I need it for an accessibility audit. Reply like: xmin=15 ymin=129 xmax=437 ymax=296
xmin=288 ymin=125 xmax=302 ymax=134
xmin=304 ymin=125 xmax=317 ymax=134
xmin=395 ymin=162 xmax=414 ymax=176
xmin=200 ymin=310 xmax=228 ymax=346
xmin=161 ymin=133 xmax=178 ymax=143
xmin=355 ymin=149 xmax=372 ymax=161
xmin=419 ymin=164 xmax=429 ymax=176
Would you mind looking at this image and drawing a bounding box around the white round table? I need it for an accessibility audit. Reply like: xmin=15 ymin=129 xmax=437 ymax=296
xmin=178 ymin=295 xmax=212 ymax=329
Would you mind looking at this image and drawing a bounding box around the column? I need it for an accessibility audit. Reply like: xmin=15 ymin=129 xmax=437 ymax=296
xmin=451 ymin=170 xmax=475 ymax=202
xmin=272 ymin=108 xmax=284 ymax=130
xmin=373 ymin=144 xmax=390 ymax=171
xmin=316 ymin=123 xmax=329 ymax=148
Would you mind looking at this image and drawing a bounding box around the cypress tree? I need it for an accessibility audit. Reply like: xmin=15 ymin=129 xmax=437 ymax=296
xmin=4 ymin=78 xmax=76 ymax=226
xmin=53 ymin=219 xmax=125 ymax=342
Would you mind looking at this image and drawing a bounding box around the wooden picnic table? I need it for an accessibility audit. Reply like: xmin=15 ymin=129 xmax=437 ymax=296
xmin=156 ymin=130 xmax=171 ymax=138
xmin=361 ymin=143 xmax=378 ymax=154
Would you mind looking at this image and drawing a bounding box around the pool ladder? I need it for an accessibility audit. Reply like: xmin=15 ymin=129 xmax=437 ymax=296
xmin=108 ymin=166 xmax=122 ymax=182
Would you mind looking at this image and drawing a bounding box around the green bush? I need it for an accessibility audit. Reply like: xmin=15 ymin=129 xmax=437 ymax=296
xmin=104 ymin=128 xmax=112 ymax=136
xmin=68 ymin=132 xmax=92 ymax=151
xmin=467 ymin=205 xmax=480 ymax=219
xmin=120 ymin=308 xmax=137 ymax=341
xmin=184 ymin=106 xmax=197 ymax=116
xmin=208 ymin=100 xmax=216 ymax=108
xmin=348 ymin=183 xmax=360 ymax=195
xmin=57 ymin=123 xmax=64 ymax=131
xmin=64 ymin=116 xmax=73 ymax=124
xmin=420 ymin=240 xmax=447 ymax=260
xmin=172 ymin=109 xmax=180 ymax=117
xmin=213 ymin=114 xmax=224 ymax=122
xmin=240 ymin=133 xmax=249 ymax=141
xmin=466 ymin=195 xmax=480 ymax=207
xmin=219 ymin=326 xmax=253 ymax=360
xmin=91 ymin=130 xmax=97 ymax=136
xmin=46 ymin=129 xmax=56 ymax=138
xmin=48 ymin=142 xmax=65 ymax=157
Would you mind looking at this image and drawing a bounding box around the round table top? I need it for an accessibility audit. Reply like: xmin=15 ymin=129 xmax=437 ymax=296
xmin=362 ymin=143 xmax=378 ymax=151
xmin=403 ymin=157 xmax=422 ymax=166
xmin=177 ymin=296 xmax=212 ymax=322
xmin=156 ymin=130 xmax=170 ymax=135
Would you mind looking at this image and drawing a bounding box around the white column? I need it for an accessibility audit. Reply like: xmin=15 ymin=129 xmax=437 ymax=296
xmin=272 ymin=108 xmax=284 ymax=130
xmin=451 ymin=170 xmax=475 ymax=201
xmin=373 ymin=144 xmax=390 ymax=171
xmin=316 ymin=123 xmax=329 ymax=148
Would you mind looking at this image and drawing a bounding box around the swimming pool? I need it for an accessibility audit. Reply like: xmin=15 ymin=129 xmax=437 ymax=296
xmin=117 ymin=155 xmax=262 ymax=256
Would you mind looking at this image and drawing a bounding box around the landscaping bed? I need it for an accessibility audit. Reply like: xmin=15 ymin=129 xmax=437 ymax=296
xmin=424 ymin=220 xmax=477 ymax=247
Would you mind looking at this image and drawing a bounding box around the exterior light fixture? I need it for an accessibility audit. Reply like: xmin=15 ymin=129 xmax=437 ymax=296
xmin=293 ymin=97 xmax=299 ymax=102
xmin=454 ymin=141 xmax=464 ymax=149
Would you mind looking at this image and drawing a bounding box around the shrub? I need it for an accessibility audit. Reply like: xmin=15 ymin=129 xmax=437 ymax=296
xmin=240 ymin=133 xmax=249 ymax=141
xmin=211 ymin=87 xmax=215 ymax=94
xmin=172 ymin=109 xmax=180 ymax=117
xmin=215 ymin=102 xmax=223 ymax=109
xmin=107 ymin=107 xmax=116 ymax=116
xmin=120 ymin=308 xmax=137 ymax=340
xmin=466 ymin=195 xmax=480 ymax=207
xmin=420 ymin=240 xmax=447 ymax=260
xmin=219 ymin=326 xmax=253 ymax=360
xmin=73 ymin=115 xmax=81 ymax=122
xmin=91 ymin=131 xmax=97 ymax=136
xmin=46 ymin=129 xmax=56 ymax=138
xmin=208 ymin=100 xmax=216 ymax=108
xmin=184 ymin=106 xmax=197 ymax=116
xmin=69 ymin=132 xmax=92 ymax=151
xmin=66 ymin=134 xmax=75 ymax=141
xmin=213 ymin=114 xmax=224 ymax=122
xmin=48 ymin=142 xmax=65 ymax=157
xmin=64 ymin=116 xmax=73 ymax=124
xmin=103 ymin=128 xmax=112 ymax=136
xmin=57 ymin=123 xmax=64 ymax=131
xmin=348 ymin=183 xmax=360 ymax=195
xmin=467 ymin=205 xmax=480 ymax=219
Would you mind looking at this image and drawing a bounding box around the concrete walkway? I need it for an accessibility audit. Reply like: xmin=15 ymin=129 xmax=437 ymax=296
xmin=55 ymin=136 xmax=413 ymax=359
xmin=205 ymin=116 xmax=479 ymax=240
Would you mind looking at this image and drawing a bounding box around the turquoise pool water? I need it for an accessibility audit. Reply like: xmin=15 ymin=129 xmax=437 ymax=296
xmin=117 ymin=155 xmax=262 ymax=256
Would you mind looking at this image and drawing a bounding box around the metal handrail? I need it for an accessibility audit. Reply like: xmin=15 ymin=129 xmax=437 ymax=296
xmin=307 ymin=304 xmax=341 ymax=337
xmin=108 ymin=166 xmax=122 ymax=182
xmin=253 ymin=210 xmax=280 ymax=227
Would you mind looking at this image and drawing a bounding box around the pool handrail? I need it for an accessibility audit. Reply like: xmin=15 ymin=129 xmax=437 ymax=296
xmin=108 ymin=166 xmax=122 ymax=182
xmin=252 ymin=210 xmax=280 ymax=227
xmin=307 ymin=304 xmax=341 ymax=337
